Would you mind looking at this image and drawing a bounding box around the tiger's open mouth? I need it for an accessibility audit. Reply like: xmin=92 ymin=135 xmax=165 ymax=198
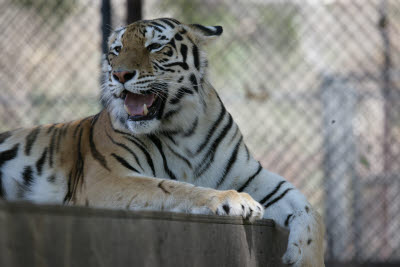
xmin=120 ymin=90 xmax=163 ymax=121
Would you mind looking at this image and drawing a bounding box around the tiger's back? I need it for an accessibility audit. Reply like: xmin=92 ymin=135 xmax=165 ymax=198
xmin=0 ymin=107 xmax=230 ymax=204
xmin=0 ymin=116 xmax=92 ymax=202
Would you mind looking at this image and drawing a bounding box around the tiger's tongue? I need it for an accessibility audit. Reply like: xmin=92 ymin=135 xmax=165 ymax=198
xmin=124 ymin=92 xmax=155 ymax=116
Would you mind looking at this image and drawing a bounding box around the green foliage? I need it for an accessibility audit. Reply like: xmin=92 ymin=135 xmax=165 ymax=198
xmin=359 ymin=155 xmax=371 ymax=169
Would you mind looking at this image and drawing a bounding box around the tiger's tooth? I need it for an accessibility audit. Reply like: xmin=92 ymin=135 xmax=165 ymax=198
xmin=143 ymin=104 xmax=148 ymax=116
xmin=124 ymin=104 xmax=130 ymax=114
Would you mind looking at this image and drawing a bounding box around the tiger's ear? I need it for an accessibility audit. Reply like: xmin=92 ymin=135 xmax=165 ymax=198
xmin=185 ymin=24 xmax=223 ymax=44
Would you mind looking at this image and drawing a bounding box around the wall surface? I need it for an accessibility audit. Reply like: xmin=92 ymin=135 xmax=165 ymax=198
xmin=0 ymin=201 xmax=289 ymax=267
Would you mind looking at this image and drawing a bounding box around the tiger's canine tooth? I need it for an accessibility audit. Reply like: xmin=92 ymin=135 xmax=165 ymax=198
xmin=124 ymin=104 xmax=130 ymax=114
xmin=143 ymin=104 xmax=148 ymax=115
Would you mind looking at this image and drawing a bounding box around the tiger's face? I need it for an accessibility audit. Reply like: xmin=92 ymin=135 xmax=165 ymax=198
xmin=101 ymin=18 xmax=222 ymax=134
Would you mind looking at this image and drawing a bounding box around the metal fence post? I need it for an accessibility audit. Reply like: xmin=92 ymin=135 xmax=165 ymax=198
xmin=321 ymin=74 xmax=358 ymax=260
xmin=127 ymin=0 xmax=142 ymax=24
xmin=378 ymin=0 xmax=397 ymax=257
xmin=101 ymin=0 xmax=112 ymax=55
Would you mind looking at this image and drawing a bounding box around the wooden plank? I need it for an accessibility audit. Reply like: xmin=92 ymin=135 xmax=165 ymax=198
xmin=326 ymin=262 xmax=400 ymax=267
xmin=0 ymin=201 xmax=288 ymax=267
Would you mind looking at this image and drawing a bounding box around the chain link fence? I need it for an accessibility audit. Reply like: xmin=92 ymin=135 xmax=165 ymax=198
xmin=1 ymin=0 xmax=399 ymax=264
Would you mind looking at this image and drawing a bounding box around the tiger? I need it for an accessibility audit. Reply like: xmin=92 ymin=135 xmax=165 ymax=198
xmin=0 ymin=18 xmax=324 ymax=266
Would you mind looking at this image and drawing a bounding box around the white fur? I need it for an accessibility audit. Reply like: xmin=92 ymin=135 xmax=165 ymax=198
xmin=25 ymin=169 xmax=67 ymax=204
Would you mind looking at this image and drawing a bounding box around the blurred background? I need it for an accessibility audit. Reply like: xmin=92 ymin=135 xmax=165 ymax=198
xmin=0 ymin=0 xmax=399 ymax=266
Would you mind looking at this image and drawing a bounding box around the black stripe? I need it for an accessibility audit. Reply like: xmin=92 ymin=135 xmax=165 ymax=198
xmin=0 ymin=172 xmax=4 ymax=198
xmin=107 ymin=133 xmax=143 ymax=171
xmin=61 ymin=122 xmax=70 ymax=137
xmin=153 ymin=61 xmax=166 ymax=71
xmin=168 ymin=38 xmax=176 ymax=50
xmin=162 ymin=132 xmax=177 ymax=145
xmin=163 ymin=18 xmax=180 ymax=24
xmin=163 ymin=62 xmax=189 ymax=70
xmin=55 ymin=126 xmax=63 ymax=152
xmin=244 ymin=145 xmax=250 ymax=161
xmin=22 ymin=166 xmax=34 ymax=187
xmin=73 ymin=117 xmax=90 ymax=138
xmin=180 ymin=44 xmax=188 ymax=62
xmin=229 ymin=125 xmax=239 ymax=144
xmin=149 ymin=135 xmax=177 ymax=180
xmin=169 ymin=87 xmax=193 ymax=105
xmin=63 ymin=172 xmax=73 ymax=203
xmin=189 ymin=74 xmax=199 ymax=92
xmin=47 ymin=175 xmax=56 ymax=183
xmin=195 ymin=115 xmax=233 ymax=177
xmin=163 ymin=108 xmax=181 ymax=120
xmin=163 ymin=49 xmax=173 ymax=57
xmin=183 ymin=118 xmax=198 ymax=137
xmin=151 ymin=26 xmax=163 ymax=32
xmin=0 ymin=131 xmax=11 ymax=145
xmin=89 ymin=114 xmax=110 ymax=171
xmin=122 ymin=136 xmax=156 ymax=176
xmin=174 ymin=33 xmax=183 ymax=41
xmin=165 ymin=143 xmax=192 ymax=168
xmin=192 ymin=45 xmax=200 ymax=70
xmin=151 ymin=21 xmax=166 ymax=29
xmin=206 ymin=114 xmax=233 ymax=156
xmin=159 ymin=129 xmax=180 ymax=136
xmin=46 ymin=124 xmax=57 ymax=134
xmin=259 ymin=181 xmax=286 ymax=204
xmin=191 ymin=24 xmax=223 ymax=36
xmin=35 ymin=148 xmax=48 ymax=176
xmin=64 ymin=127 xmax=85 ymax=203
xmin=216 ymin=136 xmax=243 ymax=187
xmin=195 ymin=101 xmax=226 ymax=154
xmin=162 ymin=68 xmax=177 ymax=74
xmin=111 ymin=123 xmax=156 ymax=175
xmin=48 ymin=128 xmax=58 ymax=167
xmin=157 ymin=91 xmax=168 ymax=120
xmin=160 ymin=18 xmax=175 ymax=28
xmin=0 ymin=143 xmax=19 ymax=167
xmin=114 ymin=128 xmax=147 ymax=148
xmin=285 ymin=214 xmax=293 ymax=227
xmin=72 ymin=123 xmax=83 ymax=138
xmin=25 ymin=127 xmax=40 ymax=156
xmin=237 ymin=164 xmax=263 ymax=192
xmin=158 ymin=180 xmax=170 ymax=194
xmin=264 ymin=188 xmax=293 ymax=209
xmin=72 ymin=128 xmax=85 ymax=201
xmin=111 ymin=153 xmax=139 ymax=173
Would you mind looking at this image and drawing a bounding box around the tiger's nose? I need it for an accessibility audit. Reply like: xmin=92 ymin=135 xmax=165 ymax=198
xmin=112 ymin=70 xmax=137 ymax=84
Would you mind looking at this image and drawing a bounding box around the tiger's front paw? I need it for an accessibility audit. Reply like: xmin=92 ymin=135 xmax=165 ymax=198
xmin=282 ymin=208 xmax=325 ymax=267
xmin=192 ymin=190 xmax=264 ymax=222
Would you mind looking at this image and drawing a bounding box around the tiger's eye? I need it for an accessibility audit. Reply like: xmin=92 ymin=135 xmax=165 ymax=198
xmin=147 ymin=43 xmax=162 ymax=51
xmin=115 ymin=46 xmax=121 ymax=53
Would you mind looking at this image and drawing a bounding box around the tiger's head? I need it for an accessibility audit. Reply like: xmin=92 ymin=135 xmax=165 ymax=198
xmin=101 ymin=18 xmax=223 ymax=135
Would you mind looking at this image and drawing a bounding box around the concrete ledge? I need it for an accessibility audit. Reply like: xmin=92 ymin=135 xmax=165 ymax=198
xmin=0 ymin=201 xmax=288 ymax=267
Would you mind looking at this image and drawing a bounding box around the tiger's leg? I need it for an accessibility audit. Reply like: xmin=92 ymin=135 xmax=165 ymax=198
xmin=248 ymin=169 xmax=325 ymax=267
xmin=266 ymin=194 xmax=325 ymax=267
xmin=75 ymin=175 xmax=264 ymax=222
